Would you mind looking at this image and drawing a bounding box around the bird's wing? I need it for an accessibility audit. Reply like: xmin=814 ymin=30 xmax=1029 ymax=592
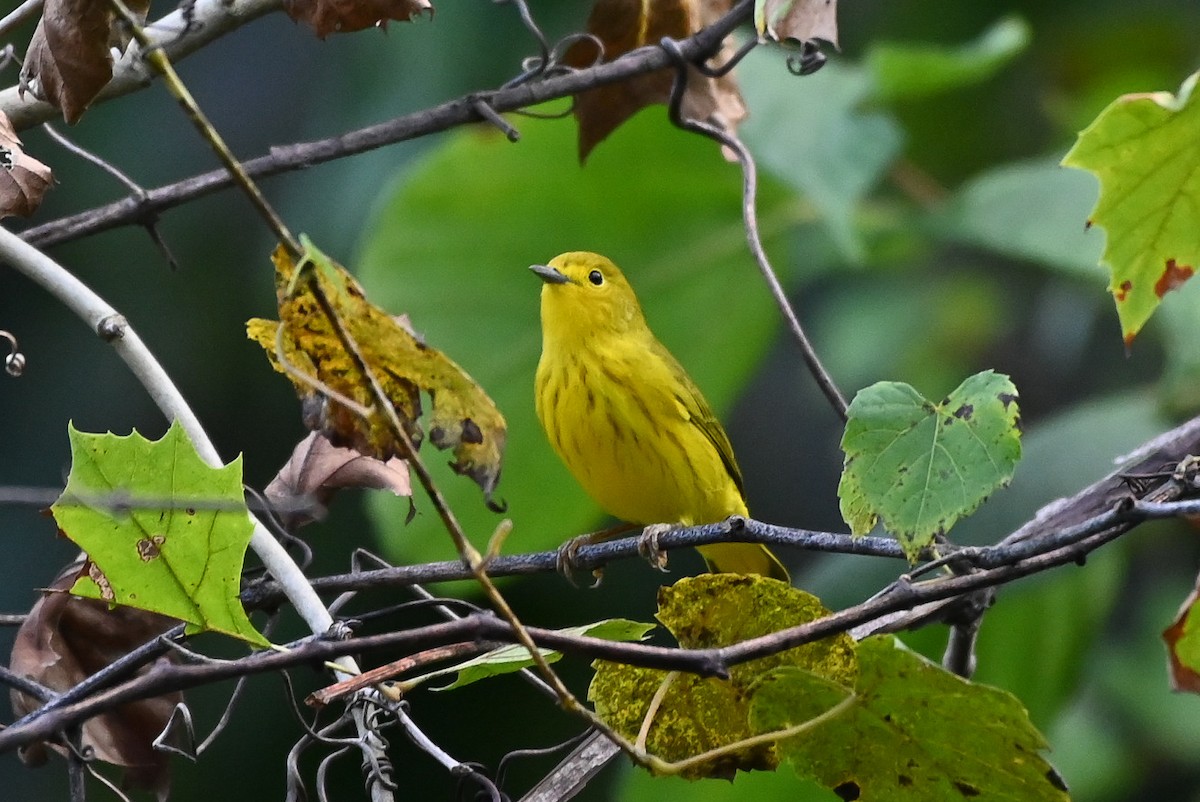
xmin=652 ymin=341 xmax=746 ymax=500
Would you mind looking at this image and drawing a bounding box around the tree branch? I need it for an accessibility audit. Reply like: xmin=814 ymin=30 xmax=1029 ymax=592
xmin=0 ymin=0 xmax=283 ymax=130
xmin=0 ymin=226 xmax=396 ymax=801
xmin=4 ymin=482 xmax=1198 ymax=758
xmin=18 ymin=0 xmax=756 ymax=249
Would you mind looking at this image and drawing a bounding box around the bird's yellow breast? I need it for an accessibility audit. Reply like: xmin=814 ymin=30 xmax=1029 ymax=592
xmin=535 ymin=335 xmax=746 ymax=527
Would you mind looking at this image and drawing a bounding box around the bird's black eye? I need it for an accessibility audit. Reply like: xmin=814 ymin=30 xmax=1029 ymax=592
xmin=588 ymin=270 xmax=604 ymax=286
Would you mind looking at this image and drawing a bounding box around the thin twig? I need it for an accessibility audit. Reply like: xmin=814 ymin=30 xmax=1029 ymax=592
xmin=41 ymin=123 xmax=181 ymax=268
xmin=42 ymin=124 xmax=143 ymax=195
xmin=0 ymin=664 xmax=55 ymax=702
xmin=659 ymin=36 xmax=849 ymax=419
xmin=307 ymin=642 xmax=492 ymax=707
xmin=107 ymin=0 xmax=299 ymax=256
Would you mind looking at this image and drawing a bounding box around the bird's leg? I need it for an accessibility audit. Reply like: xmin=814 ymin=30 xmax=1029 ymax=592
xmin=556 ymin=522 xmax=640 ymax=586
xmin=637 ymin=523 xmax=676 ymax=573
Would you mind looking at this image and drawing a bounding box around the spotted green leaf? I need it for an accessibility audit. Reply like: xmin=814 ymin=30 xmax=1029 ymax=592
xmin=838 ymin=370 xmax=1022 ymax=559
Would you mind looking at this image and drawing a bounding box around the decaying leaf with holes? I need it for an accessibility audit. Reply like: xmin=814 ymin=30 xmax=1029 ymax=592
xmin=247 ymin=236 xmax=506 ymax=511
xmin=283 ymin=0 xmax=432 ymax=38
xmin=19 ymin=0 xmax=151 ymax=124
xmin=0 ymin=112 xmax=53 ymax=218
xmin=9 ymin=561 xmax=182 ymax=797
xmin=565 ymin=0 xmax=745 ymax=162
xmin=589 ymin=575 xmax=857 ymax=779
xmin=752 ymin=637 xmax=1068 ymax=801
xmin=838 ymin=370 xmax=1022 ymax=560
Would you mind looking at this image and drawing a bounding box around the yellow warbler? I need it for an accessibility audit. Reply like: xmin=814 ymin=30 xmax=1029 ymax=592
xmin=531 ymin=251 xmax=789 ymax=581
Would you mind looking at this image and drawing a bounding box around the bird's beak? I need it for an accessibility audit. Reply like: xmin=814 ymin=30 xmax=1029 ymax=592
xmin=529 ymin=264 xmax=571 ymax=285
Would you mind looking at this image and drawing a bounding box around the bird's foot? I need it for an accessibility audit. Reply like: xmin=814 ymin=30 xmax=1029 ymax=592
xmin=556 ymin=533 xmax=605 ymax=588
xmin=638 ymin=523 xmax=674 ymax=572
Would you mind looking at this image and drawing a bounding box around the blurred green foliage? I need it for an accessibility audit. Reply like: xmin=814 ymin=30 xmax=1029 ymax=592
xmin=3 ymin=1 xmax=1200 ymax=800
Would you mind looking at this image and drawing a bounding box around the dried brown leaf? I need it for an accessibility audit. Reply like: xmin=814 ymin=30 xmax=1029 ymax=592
xmin=284 ymin=0 xmax=433 ymax=38
xmin=18 ymin=0 xmax=150 ymax=124
xmin=566 ymin=0 xmax=744 ymax=162
xmin=9 ymin=561 xmax=182 ymax=795
xmin=0 ymin=111 xmax=53 ymax=218
xmin=265 ymin=431 xmax=411 ymax=528
xmin=755 ymin=0 xmax=839 ymax=48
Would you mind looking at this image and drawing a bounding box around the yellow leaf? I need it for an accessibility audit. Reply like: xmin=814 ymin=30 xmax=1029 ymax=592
xmin=589 ymin=575 xmax=857 ymax=779
xmin=247 ymin=237 xmax=506 ymax=510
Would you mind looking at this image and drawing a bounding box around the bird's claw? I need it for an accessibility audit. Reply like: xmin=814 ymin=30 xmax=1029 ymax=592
xmin=638 ymin=523 xmax=673 ymax=572
xmin=556 ymin=534 xmax=604 ymax=588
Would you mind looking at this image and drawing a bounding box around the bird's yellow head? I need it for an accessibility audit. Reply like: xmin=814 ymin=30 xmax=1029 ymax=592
xmin=530 ymin=252 xmax=646 ymax=343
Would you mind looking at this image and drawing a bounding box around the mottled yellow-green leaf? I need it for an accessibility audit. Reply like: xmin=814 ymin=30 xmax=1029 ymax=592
xmin=51 ymin=421 xmax=268 ymax=647
xmin=589 ymin=574 xmax=856 ymax=779
xmin=752 ymin=636 xmax=1068 ymax=802
xmin=247 ymin=235 xmax=506 ymax=510
xmin=1062 ymin=70 xmax=1200 ymax=344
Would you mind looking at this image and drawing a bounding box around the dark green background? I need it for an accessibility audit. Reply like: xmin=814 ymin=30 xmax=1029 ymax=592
xmin=2 ymin=0 xmax=1200 ymax=799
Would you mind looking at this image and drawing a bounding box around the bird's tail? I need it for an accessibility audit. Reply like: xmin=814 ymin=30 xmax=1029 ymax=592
xmin=698 ymin=542 xmax=790 ymax=582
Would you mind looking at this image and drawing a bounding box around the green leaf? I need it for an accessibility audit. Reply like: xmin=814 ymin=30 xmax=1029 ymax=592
xmin=419 ymin=619 xmax=653 ymax=691
xmin=932 ymin=157 xmax=1104 ymax=278
xmin=740 ymin=48 xmax=904 ymax=261
xmin=357 ymin=109 xmax=799 ymax=568
xmin=588 ymin=575 xmax=857 ymax=779
xmin=1164 ymin=578 xmax=1200 ymax=693
xmin=618 ymin=762 xmax=825 ymax=802
xmin=1062 ymin=70 xmax=1200 ymax=344
xmin=866 ymin=16 xmax=1031 ymax=103
xmin=838 ymin=370 xmax=1022 ymax=558
xmin=751 ymin=636 xmax=1069 ymax=802
xmin=51 ymin=421 xmax=268 ymax=647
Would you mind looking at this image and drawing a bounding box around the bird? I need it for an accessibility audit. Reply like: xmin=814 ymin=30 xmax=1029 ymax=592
xmin=530 ymin=251 xmax=789 ymax=581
